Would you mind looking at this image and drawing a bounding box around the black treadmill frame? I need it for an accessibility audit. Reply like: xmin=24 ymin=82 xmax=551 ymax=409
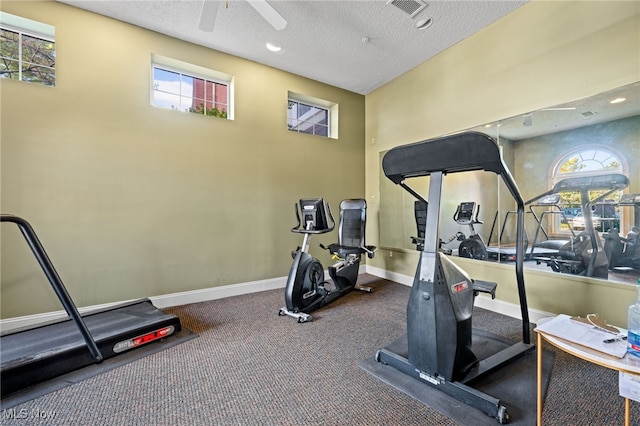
xmin=1 ymin=214 xmax=182 ymax=399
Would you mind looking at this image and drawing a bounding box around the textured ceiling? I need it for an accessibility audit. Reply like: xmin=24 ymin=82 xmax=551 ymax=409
xmin=58 ymin=0 xmax=527 ymax=95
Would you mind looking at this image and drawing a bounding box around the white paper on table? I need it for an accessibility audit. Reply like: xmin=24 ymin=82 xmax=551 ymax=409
xmin=536 ymin=314 xmax=628 ymax=358
xmin=620 ymin=372 xmax=640 ymax=401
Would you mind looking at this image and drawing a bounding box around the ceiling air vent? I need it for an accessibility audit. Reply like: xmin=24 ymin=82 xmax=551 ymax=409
xmin=580 ymin=111 xmax=597 ymax=119
xmin=387 ymin=0 xmax=427 ymax=18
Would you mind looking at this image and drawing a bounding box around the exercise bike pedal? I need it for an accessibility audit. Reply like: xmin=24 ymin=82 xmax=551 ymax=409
xmin=278 ymin=307 xmax=313 ymax=323
xmin=316 ymin=285 xmax=329 ymax=297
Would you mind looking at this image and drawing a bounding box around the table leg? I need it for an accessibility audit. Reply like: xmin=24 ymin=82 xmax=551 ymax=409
xmin=537 ymin=332 xmax=543 ymax=426
xmin=625 ymin=397 xmax=630 ymax=426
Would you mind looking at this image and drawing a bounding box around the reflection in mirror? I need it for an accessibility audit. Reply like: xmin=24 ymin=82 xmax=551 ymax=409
xmin=379 ymin=82 xmax=640 ymax=285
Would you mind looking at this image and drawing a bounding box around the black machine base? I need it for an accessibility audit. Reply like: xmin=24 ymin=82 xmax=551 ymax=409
xmin=1 ymin=298 xmax=184 ymax=401
xmin=364 ymin=331 xmax=542 ymax=425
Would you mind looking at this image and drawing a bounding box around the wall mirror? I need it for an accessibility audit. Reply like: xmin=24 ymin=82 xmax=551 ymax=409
xmin=379 ymin=81 xmax=640 ymax=285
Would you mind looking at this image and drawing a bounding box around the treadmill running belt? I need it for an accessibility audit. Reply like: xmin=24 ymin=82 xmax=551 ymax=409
xmin=1 ymin=299 xmax=188 ymax=401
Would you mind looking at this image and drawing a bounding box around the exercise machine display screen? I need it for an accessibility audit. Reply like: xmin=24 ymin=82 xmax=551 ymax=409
xmin=300 ymin=198 xmax=328 ymax=231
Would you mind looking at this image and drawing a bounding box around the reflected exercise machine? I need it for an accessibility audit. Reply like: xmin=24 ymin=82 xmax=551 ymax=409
xmin=454 ymin=201 xmax=489 ymax=260
xmin=411 ymin=200 xmax=458 ymax=254
xmin=373 ymin=132 xmax=534 ymax=423
xmin=604 ymin=193 xmax=640 ymax=270
xmin=529 ymin=174 xmax=629 ymax=279
xmin=526 ymin=193 xmax=575 ymax=257
xmin=278 ymin=198 xmax=376 ymax=322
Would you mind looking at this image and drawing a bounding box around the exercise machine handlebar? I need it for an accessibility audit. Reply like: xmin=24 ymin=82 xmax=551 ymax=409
xmin=525 ymin=173 xmax=629 ymax=205
xmin=382 ymin=131 xmax=530 ymax=344
xmin=0 ymin=214 xmax=103 ymax=363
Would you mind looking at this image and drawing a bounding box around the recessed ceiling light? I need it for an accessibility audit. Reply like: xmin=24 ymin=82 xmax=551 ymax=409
xmin=610 ymin=97 xmax=626 ymax=104
xmin=415 ymin=17 xmax=433 ymax=30
xmin=266 ymin=42 xmax=282 ymax=52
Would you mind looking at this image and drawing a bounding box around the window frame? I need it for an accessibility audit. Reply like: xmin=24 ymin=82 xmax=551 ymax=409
xmin=0 ymin=12 xmax=55 ymax=87
xmin=287 ymin=91 xmax=338 ymax=139
xmin=150 ymin=54 xmax=234 ymax=120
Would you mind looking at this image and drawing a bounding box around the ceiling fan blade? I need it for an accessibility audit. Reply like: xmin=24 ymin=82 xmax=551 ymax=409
xmin=198 ymin=0 xmax=220 ymax=32
xmin=247 ymin=0 xmax=287 ymax=31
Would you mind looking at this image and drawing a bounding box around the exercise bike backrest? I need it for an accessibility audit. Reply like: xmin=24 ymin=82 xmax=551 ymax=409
xmin=326 ymin=199 xmax=377 ymax=259
xmin=337 ymin=199 xmax=367 ymax=247
xmin=291 ymin=198 xmax=335 ymax=234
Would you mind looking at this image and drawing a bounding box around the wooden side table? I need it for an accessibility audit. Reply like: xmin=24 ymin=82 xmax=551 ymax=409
xmin=536 ymin=318 xmax=640 ymax=426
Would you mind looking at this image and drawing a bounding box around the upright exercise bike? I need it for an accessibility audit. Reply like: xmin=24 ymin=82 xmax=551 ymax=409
xmin=278 ymin=198 xmax=376 ymax=323
xmin=373 ymin=132 xmax=534 ymax=424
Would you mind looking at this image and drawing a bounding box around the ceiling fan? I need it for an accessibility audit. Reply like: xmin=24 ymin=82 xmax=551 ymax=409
xmin=199 ymin=0 xmax=288 ymax=32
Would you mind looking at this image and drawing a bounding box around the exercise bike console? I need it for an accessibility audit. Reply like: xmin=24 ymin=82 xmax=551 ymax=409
xmin=291 ymin=198 xmax=335 ymax=235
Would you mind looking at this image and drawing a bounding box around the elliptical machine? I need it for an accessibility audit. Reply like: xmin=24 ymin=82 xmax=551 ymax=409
xmin=278 ymin=198 xmax=376 ymax=323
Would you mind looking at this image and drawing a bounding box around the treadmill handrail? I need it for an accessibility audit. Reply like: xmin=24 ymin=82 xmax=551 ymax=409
xmin=382 ymin=132 xmax=530 ymax=344
xmin=0 ymin=214 xmax=103 ymax=363
xmin=525 ymin=173 xmax=630 ymax=205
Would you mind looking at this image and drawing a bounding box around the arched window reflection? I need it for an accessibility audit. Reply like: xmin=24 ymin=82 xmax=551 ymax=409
xmin=551 ymin=147 xmax=627 ymax=234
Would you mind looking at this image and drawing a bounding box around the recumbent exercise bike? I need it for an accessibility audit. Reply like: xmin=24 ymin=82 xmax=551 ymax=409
xmin=278 ymin=198 xmax=376 ymax=323
xmin=411 ymin=200 xmax=487 ymax=259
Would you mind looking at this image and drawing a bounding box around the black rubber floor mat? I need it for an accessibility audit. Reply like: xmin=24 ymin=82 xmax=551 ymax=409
xmin=359 ymin=331 xmax=554 ymax=425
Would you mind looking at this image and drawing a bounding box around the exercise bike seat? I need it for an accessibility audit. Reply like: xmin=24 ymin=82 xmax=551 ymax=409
xmin=325 ymin=199 xmax=377 ymax=260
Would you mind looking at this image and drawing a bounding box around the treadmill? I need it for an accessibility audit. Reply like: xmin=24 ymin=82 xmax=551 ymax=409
xmin=528 ymin=174 xmax=629 ymax=278
xmin=1 ymin=215 xmax=183 ymax=400
xmin=526 ymin=193 xmax=576 ymax=257
xmin=485 ymin=209 xmax=538 ymax=261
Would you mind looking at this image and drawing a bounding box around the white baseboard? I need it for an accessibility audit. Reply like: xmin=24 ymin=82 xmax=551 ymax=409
xmin=365 ymin=265 xmax=554 ymax=324
xmin=149 ymin=276 xmax=287 ymax=309
xmin=2 ymin=264 xmax=548 ymax=333
xmin=0 ymin=300 xmax=139 ymax=334
xmin=365 ymin=265 xmax=414 ymax=286
xmin=0 ymin=266 xmax=369 ymax=333
xmin=0 ymin=276 xmax=288 ymax=334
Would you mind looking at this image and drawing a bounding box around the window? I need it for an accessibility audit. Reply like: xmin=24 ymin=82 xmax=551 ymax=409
xmin=0 ymin=12 xmax=55 ymax=87
xmin=551 ymin=147 xmax=627 ymax=233
xmin=288 ymin=100 xmax=329 ymax=137
xmin=151 ymin=54 xmax=233 ymax=119
xmin=288 ymin=91 xmax=338 ymax=139
xmin=556 ymin=148 xmax=622 ymax=176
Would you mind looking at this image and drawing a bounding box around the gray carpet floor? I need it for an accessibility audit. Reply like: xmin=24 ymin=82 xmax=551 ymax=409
xmin=1 ymin=275 xmax=636 ymax=425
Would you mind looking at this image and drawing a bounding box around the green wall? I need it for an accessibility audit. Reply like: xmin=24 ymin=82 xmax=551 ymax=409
xmin=365 ymin=1 xmax=640 ymax=326
xmin=0 ymin=1 xmax=365 ymax=317
xmin=3 ymin=1 xmax=640 ymax=328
